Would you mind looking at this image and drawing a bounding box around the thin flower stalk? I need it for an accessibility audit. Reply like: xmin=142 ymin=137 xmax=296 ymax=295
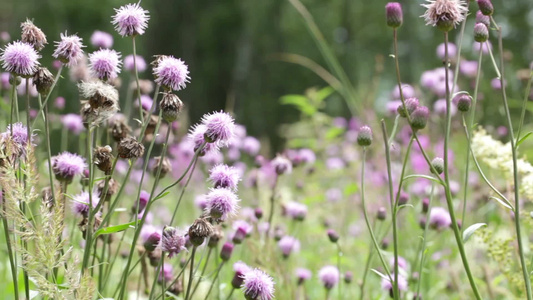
xmin=31 ymin=65 xmax=63 ymax=128
xmin=415 ymin=183 xmax=435 ymax=298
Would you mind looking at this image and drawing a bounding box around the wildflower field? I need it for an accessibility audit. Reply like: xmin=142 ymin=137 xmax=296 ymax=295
xmin=0 ymin=0 xmax=533 ymax=299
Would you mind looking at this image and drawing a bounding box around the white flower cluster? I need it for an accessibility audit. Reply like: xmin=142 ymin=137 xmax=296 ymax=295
xmin=472 ymin=128 xmax=533 ymax=200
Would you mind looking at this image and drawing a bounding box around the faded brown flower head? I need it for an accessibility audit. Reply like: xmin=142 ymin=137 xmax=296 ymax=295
xmin=118 ymin=136 xmax=145 ymax=159
xmin=33 ymin=67 xmax=54 ymax=95
xmin=78 ymin=80 xmax=119 ymax=110
xmin=109 ymin=116 xmax=132 ymax=142
xmin=188 ymin=218 xmax=214 ymax=247
xmin=144 ymin=114 xmax=160 ymax=140
xmin=93 ymin=145 xmax=114 ymax=174
xmin=160 ymin=92 xmax=184 ymax=123
xmin=152 ymin=156 xmax=172 ymax=178
xmin=97 ymin=178 xmax=119 ymax=202
xmin=208 ymin=226 xmax=224 ymax=248
xmin=21 ymin=19 xmax=47 ymax=51
xmin=421 ymin=0 xmax=467 ymax=32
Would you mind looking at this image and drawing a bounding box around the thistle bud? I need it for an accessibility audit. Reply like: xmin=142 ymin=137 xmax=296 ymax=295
xmin=220 ymin=242 xmax=234 ymax=261
xmin=477 ymin=0 xmax=494 ymax=16
xmin=344 ymin=271 xmax=353 ymax=284
xmin=118 ymin=136 xmax=145 ymax=159
xmin=33 ymin=67 xmax=54 ymax=95
xmin=232 ymin=227 xmax=247 ymax=244
xmin=422 ymin=198 xmax=430 ymax=214
xmin=377 ymin=207 xmax=387 ymax=221
xmin=455 ymin=94 xmax=472 ymax=112
xmin=431 ymin=157 xmax=444 ymax=175
xmin=144 ymin=232 xmax=161 ymax=252
xmin=110 ymin=117 xmax=132 ymax=142
xmin=148 ymin=249 xmax=162 ymax=267
xmin=93 ymin=145 xmax=114 ymax=174
xmin=398 ymin=191 xmax=409 ymax=205
xmin=397 ymin=97 xmax=419 ymax=117
xmin=385 ymin=3 xmax=403 ymax=28
xmin=160 ymin=92 xmax=184 ymax=122
xmin=410 ymin=106 xmax=429 ymax=130
xmin=474 ymin=23 xmax=489 ymax=43
xmin=327 ymin=229 xmax=339 ymax=243
xmin=475 ymin=11 xmax=490 ymax=27
xmin=381 ymin=238 xmax=389 ymax=250
xmin=357 ymin=125 xmax=373 ymax=146
xmin=188 ymin=218 xmax=214 ymax=247
xmin=254 ymin=207 xmax=263 ymax=219
xmin=419 ymin=217 xmax=427 ymax=229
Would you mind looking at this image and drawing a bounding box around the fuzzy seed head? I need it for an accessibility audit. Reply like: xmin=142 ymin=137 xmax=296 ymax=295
xmin=117 ymin=136 xmax=145 ymax=159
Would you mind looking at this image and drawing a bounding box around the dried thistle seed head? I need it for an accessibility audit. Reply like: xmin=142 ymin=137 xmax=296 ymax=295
xmin=41 ymin=186 xmax=54 ymax=210
xmin=143 ymin=114 xmax=160 ymax=139
xmin=152 ymin=156 xmax=172 ymax=178
xmin=79 ymin=215 xmax=102 ymax=239
xmin=109 ymin=116 xmax=132 ymax=142
xmin=129 ymin=79 xmax=154 ymax=95
xmin=160 ymin=92 xmax=184 ymax=122
xmin=80 ymin=101 xmax=97 ymax=128
xmin=208 ymin=226 xmax=224 ymax=248
xmin=93 ymin=145 xmax=114 ymax=174
xmin=33 ymin=67 xmax=54 ymax=95
xmin=97 ymin=178 xmax=119 ymax=202
xmin=421 ymin=0 xmax=467 ymax=32
xmin=78 ymin=80 xmax=119 ymax=109
xmin=188 ymin=218 xmax=214 ymax=246
xmin=21 ymin=19 xmax=47 ymax=51
xmin=117 ymin=136 xmax=145 ymax=159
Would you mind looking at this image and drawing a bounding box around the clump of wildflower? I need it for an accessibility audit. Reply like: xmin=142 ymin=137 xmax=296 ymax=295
xmin=160 ymin=92 xmax=184 ymax=122
xmin=357 ymin=125 xmax=373 ymax=146
xmin=161 ymin=226 xmax=186 ymax=258
xmin=421 ymin=0 xmax=468 ymax=32
xmin=385 ymin=3 xmax=403 ymax=28
xmin=201 ymin=111 xmax=236 ymax=146
xmin=112 ymin=3 xmax=150 ymax=37
xmin=241 ymin=268 xmax=275 ymax=300
xmin=53 ymin=32 xmax=85 ymax=66
xmin=52 ymin=151 xmax=87 ymax=183
xmin=278 ymin=236 xmax=300 ymax=258
xmin=1 ymin=41 xmax=40 ymax=77
xmin=88 ymin=48 xmax=122 ymax=80
xmin=209 ymin=164 xmax=241 ymax=190
xmin=20 ymin=19 xmax=47 ymax=51
xmin=153 ymin=55 xmax=190 ymax=91
xmin=117 ymin=136 xmax=145 ymax=159
xmin=429 ymin=207 xmax=452 ymax=230
xmin=319 ymin=265 xmax=340 ymax=290
xmin=32 ymin=67 xmax=54 ymax=95
xmin=90 ymin=30 xmax=113 ymax=49
xmin=204 ymin=187 xmax=240 ymax=221
xmin=272 ymin=154 xmax=292 ymax=175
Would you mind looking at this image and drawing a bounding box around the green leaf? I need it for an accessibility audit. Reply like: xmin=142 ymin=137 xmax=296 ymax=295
xmin=370 ymin=269 xmax=389 ymax=280
xmin=153 ymin=191 xmax=170 ymax=202
xmin=402 ymin=174 xmax=441 ymax=185
xmin=94 ymin=221 xmax=137 ymax=238
xmin=314 ymin=86 xmax=334 ymax=102
xmin=489 ymin=196 xmax=513 ymax=210
xmin=462 ymin=223 xmax=487 ymax=243
xmin=517 ymin=132 xmax=533 ymax=147
xmin=280 ymin=95 xmax=316 ymax=116
xmin=325 ymin=127 xmax=344 ymax=139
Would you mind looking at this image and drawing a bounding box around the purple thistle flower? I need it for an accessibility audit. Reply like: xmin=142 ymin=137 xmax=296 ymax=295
xmin=385 ymin=2 xmax=403 ymax=28
xmin=429 ymin=207 xmax=452 ymax=230
xmin=188 ymin=124 xmax=219 ymax=156
xmin=242 ymin=136 xmax=261 ymax=156
xmin=389 ymin=256 xmax=409 ymax=271
xmin=153 ymin=56 xmax=190 ymax=91
xmin=135 ymin=94 xmax=153 ymax=111
xmin=295 ymin=268 xmax=312 ymax=285
xmin=284 ymin=201 xmax=307 ymax=221
xmin=124 ymin=54 xmax=146 ymax=72
xmin=52 ymin=151 xmax=87 ymax=183
xmin=61 ymin=114 xmax=85 ymax=135
xmin=159 ymin=263 xmax=173 ymax=283
xmin=232 ymin=261 xmax=251 ymax=289
xmin=241 ymin=268 xmax=275 ymax=300
xmin=88 ymin=48 xmax=122 ymax=80
xmin=71 ymin=190 xmax=100 ymax=217
xmin=436 ymin=42 xmax=457 ymax=60
xmin=55 ymin=96 xmax=66 ymax=109
xmin=278 ymin=236 xmax=301 ymax=258
xmin=233 ymin=220 xmax=253 ymax=235
xmin=112 ymin=3 xmax=150 ymax=37
xmin=319 ymin=265 xmax=340 ymax=290
xmin=201 ymin=111 xmax=236 ymax=146
xmin=422 ymin=0 xmax=467 ymax=32
xmin=53 ymin=32 xmax=85 ymax=67
xmin=209 ymin=164 xmax=241 ymax=190
xmin=381 ymin=273 xmax=408 ymax=294
xmin=133 ymin=190 xmax=150 ymax=214
xmin=271 ymin=155 xmax=292 ymax=175
xmin=1 ymin=41 xmax=40 ymax=77
xmin=161 ymin=226 xmax=187 ymax=258
xmin=90 ymin=31 xmax=114 ymax=49
xmin=475 ymin=10 xmax=490 ymax=27
xmin=204 ymin=187 xmax=240 ymax=221
xmin=2 ymin=122 xmax=32 ymax=148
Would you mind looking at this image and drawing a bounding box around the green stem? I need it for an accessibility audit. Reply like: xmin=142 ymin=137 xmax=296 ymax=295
xmin=132 ymin=37 xmax=144 ymax=124
xmin=190 ymin=247 xmax=213 ymax=298
xmin=31 ymin=66 xmax=63 ymax=128
xmin=2 ymin=213 xmax=19 ymax=300
xmin=169 ymin=157 xmax=198 ymax=225
xmin=516 ymin=66 xmax=533 ymax=143
xmin=184 ymin=247 xmax=197 ymax=300
xmin=148 ymin=256 xmax=164 ymax=300
xmin=203 ymin=262 xmax=224 ymax=300
xmin=415 ymin=183 xmax=435 ymax=299
xmin=266 ymin=175 xmax=280 ymax=241
xmin=491 ymin=16 xmax=532 ymax=299
xmin=81 ymin=127 xmax=95 ymax=273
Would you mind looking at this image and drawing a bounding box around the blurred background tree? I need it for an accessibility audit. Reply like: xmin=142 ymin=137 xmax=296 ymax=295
xmin=0 ymin=0 xmax=531 ymax=150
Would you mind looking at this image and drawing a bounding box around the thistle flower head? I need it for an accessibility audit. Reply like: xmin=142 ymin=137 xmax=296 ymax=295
xmin=241 ymin=268 xmax=275 ymax=300
xmin=88 ymin=48 xmax=122 ymax=80
xmin=421 ymin=0 xmax=467 ymax=32
xmin=124 ymin=54 xmax=146 ymax=72
xmin=381 ymin=273 xmax=408 ymax=294
xmin=357 ymin=125 xmax=373 ymax=146
xmin=232 ymin=261 xmax=251 ymax=289
xmin=161 ymin=226 xmax=187 ymax=258
xmin=2 ymin=122 xmax=32 ymax=148
xmin=209 ymin=164 xmax=241 ymax=190
xmin=153 ymin=55 xmax=190 ymax=91
xmin=296 ymin=268 xmax=312 ymax=285
xmin=385 ymin=2 xmax=403 ymax=28
xmin=52 ymin=32 xmax=85 ymax=67
xmin=410 ymin=106 xmax=429 ymax=130
xmin=117 ymin=136 xmax=145 ymax=159
xmin=204 ymin=187 xmax=240 ymax=221
xmin=188 ymin=124 xmax=219 ymax=156
xmin=284 ymin=201 xmax=307 ymax=221
xmin=431 ymin=157 xmax=444 ymax=174
xmin=474 ymin=23 xmax=489 ymax=43
xmin=112 ymin=3 xmax=150 ymax=37
xmin=475 ymin=10 xmax=490 ymax=27
xmin=71 ymin=190 xmax=100 ymax=217
xmin=271 ymin=154 xmax=292 ymax=175
xmin=90 ymin=30 xmax=114 ymax=49
xmin=220 ymin=242 xmax=234 ymax=261
xmin=319 ymin=265 xmax=340 ymax=290
xmin=200 ymin=111 xmax=236 ymax=146
xmin=278 ymin=235 xmax=301 ymax=258
xmin=429 ymin=207 xmax=452 ymax=230
xmin=20 ymin=19 xmax=47 ymax=51
xmin=52 ymin=151 xmax=87 ymax=183
xmin=1 ymin=41 xmax=40 ymax=77
xmin=477 ymin=0 xmax=494 ymax=16
xmin=61 ymin=114 xmax=85 ymax=134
